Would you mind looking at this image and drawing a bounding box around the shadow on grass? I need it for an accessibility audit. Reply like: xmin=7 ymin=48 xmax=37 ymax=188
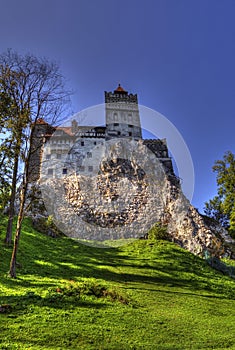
xmin=122 ymin=285 xmax=228 ymax=300
xmin=1 ymin=222 xmax=235 ymax=301
xmin=0 ymin=292 xmax=110 ymax=314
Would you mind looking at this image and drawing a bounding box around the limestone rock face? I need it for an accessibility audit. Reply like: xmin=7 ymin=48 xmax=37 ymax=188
xmin=37 ymin=138 xmax=235 ymax=255
xmin=24 ymin=122 xmax=233 ymax=255
xmin=160 ymin=181 xmax=235 ymax=258
xmin=39 ymin=139 xmax=168 ymax=244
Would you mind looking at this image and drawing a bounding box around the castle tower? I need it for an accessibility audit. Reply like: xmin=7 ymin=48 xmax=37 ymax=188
xmin=105 ymin=84 xmax=142 ymax=140
xmin=28 ymin=118 xmax=54 ymax=182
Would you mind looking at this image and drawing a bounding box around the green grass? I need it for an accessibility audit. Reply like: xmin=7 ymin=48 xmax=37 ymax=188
xmin=1 ymin=217 xmax=235 ymax=349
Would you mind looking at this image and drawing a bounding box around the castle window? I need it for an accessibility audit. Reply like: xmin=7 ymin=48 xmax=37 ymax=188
xmin=128 ymin=124 xmax=133 ymax=128
xmin=128 ymin=132 xmax=132 ymax=137
xmin=114 ymin=123 xmax=119 ymax=126
xmin=81 ymin=141 xmax=84 ymax=146
xmin=94 ymin=141 xmax=97 ymax=145
xmin=62 ymin=168 xmax=67 ymax=175
xmin=46 ymin=154 xmax=51 ymax=160
xmin=113 ymin=112 xmax=118 ymax=121
xmin=57 ymin=154 xmax=62 ymax=159
xmin=48 ymin=168 xmax=53 ymax=175
xmin=78 ymin=166 xmax=85 ymax=172
xmin=87 ymin=152 xmax=92 ymax=158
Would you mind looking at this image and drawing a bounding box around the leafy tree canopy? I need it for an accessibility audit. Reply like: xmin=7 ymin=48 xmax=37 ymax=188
xmin=204 ymin=151 xmax=235 ymax=236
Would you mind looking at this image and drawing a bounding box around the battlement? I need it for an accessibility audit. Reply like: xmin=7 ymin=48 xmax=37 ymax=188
xmin=105 ymin=84 xmax=138 ymax=104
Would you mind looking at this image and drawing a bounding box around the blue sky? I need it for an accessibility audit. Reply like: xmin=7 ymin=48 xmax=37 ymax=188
xmin=1 ymin=0 xmax=235 ymax=212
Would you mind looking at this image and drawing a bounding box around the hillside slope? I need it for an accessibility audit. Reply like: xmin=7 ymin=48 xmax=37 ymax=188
xmin=1 ymin=218 xmax=235 ymax=349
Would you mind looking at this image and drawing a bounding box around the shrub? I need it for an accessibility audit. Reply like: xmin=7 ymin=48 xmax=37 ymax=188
xmin=148 ymin=222 xmax=169 ymax=241
xmin=32 ymin=215 xmax=64 ymax=238
xmin=45 ymin=279 xmax=130 ymax=304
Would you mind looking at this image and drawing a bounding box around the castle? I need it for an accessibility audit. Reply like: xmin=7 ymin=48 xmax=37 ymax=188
xmin=28 ymin=84 xmax=234 ymax=257
xmin=29 ymin=84 xmax=177 ymax=185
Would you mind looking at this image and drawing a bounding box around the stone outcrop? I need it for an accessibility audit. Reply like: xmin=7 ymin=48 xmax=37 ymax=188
xmin=162 ymin=189 xmax=234 ymax=258
xmin=38 ymin=138 xmax=235 ymax=256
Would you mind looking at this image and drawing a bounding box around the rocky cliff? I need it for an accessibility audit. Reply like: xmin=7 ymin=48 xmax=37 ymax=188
xmin=31 ymin=138 xmax=235 ymax=256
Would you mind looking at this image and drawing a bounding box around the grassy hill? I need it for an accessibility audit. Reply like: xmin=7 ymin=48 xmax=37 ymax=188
xmin=1 ymin=217 xmax=235 ymax=349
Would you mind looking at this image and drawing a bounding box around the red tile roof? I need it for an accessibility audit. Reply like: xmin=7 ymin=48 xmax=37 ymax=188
xmin=114 ymin=84 xmax=127 ymax=93
xmin=36 ymin=118 xmax=48 ymax=125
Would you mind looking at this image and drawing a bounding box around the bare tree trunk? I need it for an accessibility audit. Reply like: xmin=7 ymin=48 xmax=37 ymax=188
xmin=9 ymin=127 xmax=33 ymax=278
xmin=5 ymin=125 xmax=23 ymax=245
xmin=5 ymin=152 xmax=19 ymax=245
xmin=9 ymin=180 xmax=27 ymax=278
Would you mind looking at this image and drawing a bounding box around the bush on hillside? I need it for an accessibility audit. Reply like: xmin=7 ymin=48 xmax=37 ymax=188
xmin=32 ymin=215 xmax=64 ymax=238
xmin=147 ymin=222 xmax=169 ymax=241
xmin=46 ymin=279 xmax=130 ymax=304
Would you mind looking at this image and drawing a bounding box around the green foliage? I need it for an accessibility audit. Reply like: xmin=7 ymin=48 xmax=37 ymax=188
xmin=229 ymin=210 xmax=235 ymax=238
xmin=204 ymin=195 xmax=229 ymax=228
xmin=1 ymin=219 xmax=235 ymax=349
xmin=204 ymin=151 xmax=235 ymax=233
xmin=0 ymin=106 xmax=14 ymax=212
xmin=46 ymin=280 xmax=129 ymax=304
xmin=148 ymin=222 xmax=169 ymax=241
xmin=45 ymin=214 xmax=54 ymax=228
xmin=0 ymin=183 xmax=10 ymax=212
xmin=33 ymin=215 xmax=64 ymax=237
xmin=45 ymin=215 xmax=61 ymax=237
xmin=206 ymin=254 xmax=235 ymax=278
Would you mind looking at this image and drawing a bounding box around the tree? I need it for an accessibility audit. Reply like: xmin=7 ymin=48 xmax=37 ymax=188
xmin=0 ymin=93 xmax=14 ymax=212
xmin=204 ymin=151 xmax=235 ymax=236
xmin=0 ymin=49 xmax=71 ymax=277
xmin=0 ymin=137 xmax=13 ymax=211
xmin=204 ymin=196 xmax=229 ymax=228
